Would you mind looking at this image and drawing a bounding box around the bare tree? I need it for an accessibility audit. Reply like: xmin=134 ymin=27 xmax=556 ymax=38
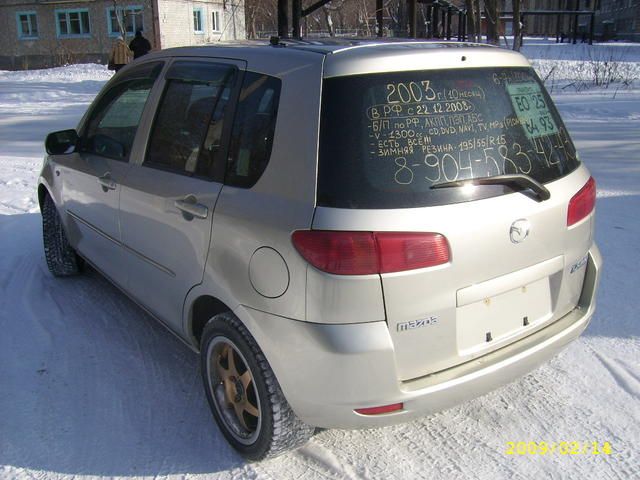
xmin=485 ymin=0 xmax=500 ymax=45
xmin=111 ymin=0 xmax=126 ymax=38
xmin=512 ymin=0 xmax=522 ymax=51
xmin=322 ymin=5 xmax=336 ymax=36
xmin=245 ymin=0 xmax=277 ymax=37
xmin=465 ymin=0 xmax=483 ymax=42
xmin=474 ymin=0 xmax=482 ymax=42
xmin=359 ymin=0 xmax=372 ymax=37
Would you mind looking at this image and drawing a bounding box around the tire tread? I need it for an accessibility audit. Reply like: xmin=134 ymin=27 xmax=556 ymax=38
xmin=202 ymin=312 xmax=314 ymax=460
xmin=42 ymin=194 xmax=81 ymax=276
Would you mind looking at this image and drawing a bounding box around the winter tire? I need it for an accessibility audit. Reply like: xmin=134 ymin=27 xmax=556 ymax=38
xmin=201 ymin=312 xmax=314 ymax=460
xmin=41 ymin=194 xmax=82 ymax=276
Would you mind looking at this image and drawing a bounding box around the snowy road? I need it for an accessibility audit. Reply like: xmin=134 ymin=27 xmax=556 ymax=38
xmin=1 ymin=58 xmax=639 ymax=479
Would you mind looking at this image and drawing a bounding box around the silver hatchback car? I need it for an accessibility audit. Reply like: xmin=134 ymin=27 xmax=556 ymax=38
xmin=39 ymin=40 xmax=601 ymax=460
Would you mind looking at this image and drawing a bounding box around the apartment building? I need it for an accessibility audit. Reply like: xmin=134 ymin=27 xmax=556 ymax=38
xmin=1 ymin=0 xmax=245 ymax=70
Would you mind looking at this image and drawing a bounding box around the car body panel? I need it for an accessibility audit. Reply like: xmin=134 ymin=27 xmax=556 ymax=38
xmin=199 ymin=53 xmax=324 ymax=324
xmin=55 ymin=150 xmax=130 ymax=285
xmin=118 ymin=58 xmax=244 ymax=332
xmin=237 ymin=244 xmax=600 ymax=428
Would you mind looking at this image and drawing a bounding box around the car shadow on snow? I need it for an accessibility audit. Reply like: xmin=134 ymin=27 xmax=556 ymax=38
xmin=586 ymin=191 xmax=640 ymax=339
xmin=0 ymin=191 xmax=636 ymax=476
xmin=0 ymin=213 xmax=246 ymax=476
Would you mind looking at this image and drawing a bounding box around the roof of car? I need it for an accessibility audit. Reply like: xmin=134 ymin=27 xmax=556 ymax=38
xmin=157 ymin=38 xmax=490 ymax=56
xmin=142 ymin=39 xmax=530 ymax=78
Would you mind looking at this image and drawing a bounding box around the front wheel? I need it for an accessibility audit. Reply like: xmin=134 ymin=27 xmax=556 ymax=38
xmin=200 ymin=312 xmax=314 ymax=460
xmin=41 ymin=194 xmax=82 ymax=276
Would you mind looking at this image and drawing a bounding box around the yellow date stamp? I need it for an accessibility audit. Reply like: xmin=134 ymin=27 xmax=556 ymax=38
xmin=505 ymin=441 xmax=612 ymax=456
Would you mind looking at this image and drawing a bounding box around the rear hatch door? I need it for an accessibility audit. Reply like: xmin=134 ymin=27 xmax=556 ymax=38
xmin=316 ymin=66 xmax=594 ymax=380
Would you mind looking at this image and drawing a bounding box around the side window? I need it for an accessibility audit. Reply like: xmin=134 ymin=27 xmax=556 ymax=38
xmin=80 ymin=62 xmax=162 ymax=161
xmin=56 ymin=9 xmax=91 ymax=37
xmin=212 ymin=11 xmax=221 ymax=32
xmin=145 ymin=62 xmax=236 ymax=179
xmin=193 ymin=8 xmax=204 ymax=33
xmin=17 ymin=12 xmax=38 ymax=39
xmin=225 ymin=72 xmax=281 ymax=188
xmin=108 ymin=6 xmax=144 ymax=37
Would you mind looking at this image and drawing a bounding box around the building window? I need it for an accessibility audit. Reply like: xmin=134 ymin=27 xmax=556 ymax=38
xmin=108 ymin=6 xmax=144 ymax=37
xmin=16 ymin=12 xmax=38 ymax=39
xmin=56 ymin=9 xmax=91 ymax=37
xmin=212 ymin=11 xmax=221 ymax=32
xmin=193 ymin=8 xmax=204 ymax=34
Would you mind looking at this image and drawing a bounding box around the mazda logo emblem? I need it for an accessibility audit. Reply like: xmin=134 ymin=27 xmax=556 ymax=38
xmin=510 ymin=219 xmax=531 ymax=244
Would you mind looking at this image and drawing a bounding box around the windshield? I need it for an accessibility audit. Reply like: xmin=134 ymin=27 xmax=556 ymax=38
xmin=318 ymin=67 xmax=580 ymax=209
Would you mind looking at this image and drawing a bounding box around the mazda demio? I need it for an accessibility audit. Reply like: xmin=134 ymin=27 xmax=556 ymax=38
xmin=38 ymin=40 xmax=601 ymax=460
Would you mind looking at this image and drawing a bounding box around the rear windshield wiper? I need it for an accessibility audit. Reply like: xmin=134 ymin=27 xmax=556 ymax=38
xmin=430 ymin=174 xmax=551 ymax=202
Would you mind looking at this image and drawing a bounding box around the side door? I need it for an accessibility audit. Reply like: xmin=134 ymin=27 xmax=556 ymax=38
xmin=118 ymin=59 xmax=243 ymax=332
xmin=58 ymin=62 xmax=163 ymax=285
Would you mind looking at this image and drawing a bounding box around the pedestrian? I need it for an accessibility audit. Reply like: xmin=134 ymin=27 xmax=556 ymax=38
xmin=129 ymin=29 xmax=152 ymax=59
xmin=108 ymin=35 xmax=132 ymax=72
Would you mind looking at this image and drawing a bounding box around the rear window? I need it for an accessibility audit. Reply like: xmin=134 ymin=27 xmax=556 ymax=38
xmin=318 ymin=67 xmax=579 ymax=209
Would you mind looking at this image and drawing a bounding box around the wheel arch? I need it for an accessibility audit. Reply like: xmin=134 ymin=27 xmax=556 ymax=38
xmin=188 ymin=294 xmax=233 ymax=349
xmin=37 ymin=182 xmax=52 ymax=211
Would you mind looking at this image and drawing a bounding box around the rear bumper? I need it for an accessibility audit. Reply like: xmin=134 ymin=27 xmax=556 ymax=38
xmin=239 ymin=244 xmax=602 ymax=429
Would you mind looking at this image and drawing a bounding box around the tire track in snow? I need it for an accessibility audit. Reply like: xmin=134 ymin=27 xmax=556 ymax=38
xmin=522 ymin=345 xmax=639 ymax=480
xmin=292 ymin=438 xmax=363 ymax=479
xmin=590 ymin=349 xmax=640 ymax=399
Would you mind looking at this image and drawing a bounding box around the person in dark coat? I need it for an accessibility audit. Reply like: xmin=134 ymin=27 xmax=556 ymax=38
xmin=129 ymin=29 xmax=151 ymax=59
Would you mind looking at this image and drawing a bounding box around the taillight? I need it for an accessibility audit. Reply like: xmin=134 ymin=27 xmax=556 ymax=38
xmin=291 ymin=230 xmax=450 ymax=275
xmin=291 ymin=231 xmax=378 ymax=275
xmin=567 ymin=177 xmax=596 ymax=226
xmin=376 ymin=232 xmax=450 ymax=273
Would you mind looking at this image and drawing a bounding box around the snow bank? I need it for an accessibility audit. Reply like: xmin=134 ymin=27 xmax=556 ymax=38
xmin=0 ymin=63 xmax=113 ymax=83
xmin=522 ymin=39 xmax=640 ymax=93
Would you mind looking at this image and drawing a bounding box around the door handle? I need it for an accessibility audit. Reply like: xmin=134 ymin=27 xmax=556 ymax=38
xmin=97 ymin=173 xmax=117 ymax=191
xmin=174 ymin=196 xmax=208 ymax=220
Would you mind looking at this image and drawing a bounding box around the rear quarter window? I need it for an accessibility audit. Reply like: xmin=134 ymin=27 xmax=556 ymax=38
xmin=318 ymin=67 xmax=580 ymax=209
xmin=225 ymin=72 xmax=281 ymax=188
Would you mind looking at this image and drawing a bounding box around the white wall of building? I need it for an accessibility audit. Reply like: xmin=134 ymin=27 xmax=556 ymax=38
xmin=157 ymin=0 xmax=245 ymax=48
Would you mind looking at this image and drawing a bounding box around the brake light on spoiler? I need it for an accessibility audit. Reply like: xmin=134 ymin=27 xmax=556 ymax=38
xmin=292 ymin=230 xmax=450 ymax=275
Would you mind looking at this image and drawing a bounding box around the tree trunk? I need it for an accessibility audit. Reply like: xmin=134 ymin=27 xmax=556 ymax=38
xmin=512 ymin=0 xmax=521 ymax=51
xmin=360 ymin=0 xmax=371 ymax=37
xmin=323 ymin=6 xmax=335 ymax=37
xmin=474 ymin=0 xmax=482 ymax=42
xmin=112 ymin=0 xmax=126 ymax=38
xmin=485 ymin=0 xmax=500 ymax=45
xmin=465 ymin=0 xmax=477 ymax=42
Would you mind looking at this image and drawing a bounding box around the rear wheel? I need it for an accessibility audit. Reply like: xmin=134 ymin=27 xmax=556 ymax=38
xmin=200 ymin=312 xmax=314 ymax=460
xmin=41 ymin=194 xmax=82 ymax=276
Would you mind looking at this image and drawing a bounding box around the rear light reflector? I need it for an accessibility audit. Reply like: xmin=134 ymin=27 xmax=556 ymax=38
xmin=376 ymin=232 xmax=450 ymax=274
xmin=355 ymin=403 xmax=404 ymax=415
xmin=567 ymin=177 xmax=596 ymax=226
xmin=291 ymin=231 xmax=450 ymax=275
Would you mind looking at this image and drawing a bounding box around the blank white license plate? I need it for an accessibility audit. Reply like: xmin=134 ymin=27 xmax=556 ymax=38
xmin=456 ymin=277 xmax=552 ymax=355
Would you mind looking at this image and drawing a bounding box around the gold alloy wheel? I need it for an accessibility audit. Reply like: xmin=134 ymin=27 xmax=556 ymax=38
xmin=208 ymin=338 xmax=261 ymax=443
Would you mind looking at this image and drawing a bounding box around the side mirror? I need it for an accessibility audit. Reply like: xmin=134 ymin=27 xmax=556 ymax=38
xmin=45 ymin=129 xmax=78 ymax=155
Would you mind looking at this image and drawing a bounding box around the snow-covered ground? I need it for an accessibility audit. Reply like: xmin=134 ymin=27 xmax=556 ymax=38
xmin=1 ymin=42 xmax=639 ymax=479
